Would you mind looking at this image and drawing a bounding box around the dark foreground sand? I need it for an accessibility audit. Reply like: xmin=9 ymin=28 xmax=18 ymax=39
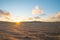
xmin=0 ymin=21 xmax=60 ymax=40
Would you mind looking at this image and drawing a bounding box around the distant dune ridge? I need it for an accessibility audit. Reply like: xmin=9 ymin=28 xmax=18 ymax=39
xmin=0 ymin=21 xmax=60 ymax=40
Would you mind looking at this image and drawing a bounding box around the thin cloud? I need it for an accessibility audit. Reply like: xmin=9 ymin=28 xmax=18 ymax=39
xmin=34 ymin=16 xmax=40 ymax=19
xmin=55 ymin=12 xmax=60 ymax=18
xmin=32 ymin=5 xmax=44 ymax=14
xmin=51 ymin=12 xmax=60 ymax=22
xmin=42 ymin=12 xmax=60 ymax=22
xmin=28 ymin=18 xmax=33 ymax=20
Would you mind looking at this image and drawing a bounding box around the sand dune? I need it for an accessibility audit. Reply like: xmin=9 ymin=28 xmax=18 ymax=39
xmin=0 ymin=21 xmax=60 ymax=40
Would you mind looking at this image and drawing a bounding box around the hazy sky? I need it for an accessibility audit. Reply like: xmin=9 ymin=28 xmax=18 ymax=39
xmin=0 ymin=0 xmax=60 ymax=19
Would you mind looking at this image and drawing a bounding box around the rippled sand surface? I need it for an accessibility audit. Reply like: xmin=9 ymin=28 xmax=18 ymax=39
xmin=0 ymin=21 xmax=60 ymax=40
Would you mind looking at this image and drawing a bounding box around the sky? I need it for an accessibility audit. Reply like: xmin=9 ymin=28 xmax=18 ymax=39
xmin=0 ymin=0 xmax=60 ymax=22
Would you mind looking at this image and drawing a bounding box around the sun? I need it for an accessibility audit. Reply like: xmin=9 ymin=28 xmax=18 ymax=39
xmin=13 ymin=20 xmax=20 ymax=25
xmin=16 ymin=22 xmax=20 ymax=24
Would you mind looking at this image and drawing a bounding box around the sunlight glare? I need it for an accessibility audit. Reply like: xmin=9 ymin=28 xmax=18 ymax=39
xmin=16 ymin=20 xmax=20 ymax=24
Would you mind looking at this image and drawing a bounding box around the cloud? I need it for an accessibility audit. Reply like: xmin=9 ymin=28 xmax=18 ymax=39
xmin=3 ymin=12 xmax=11 ymax=17
xmin=0 ymin=10 xmax=11 ymax=17
xmin=0 ymin=10 xmax=4 ymax=16
xmin=32 ymin=5 xmax=44 ymax=14
xmin=41 ymin=12 xmax=60 ymax=22
xmin=51 ymin=12 xmax=60 ymax=22
xmin=0 ymin=10 xmax=11 ymax=21
xmin=34 ymin=16 xmax=40 ymax=19
xmin=55 ymin=12 xmax=60 ymax=18
xmin=28 ymin=18 xmax=33 ymax=20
